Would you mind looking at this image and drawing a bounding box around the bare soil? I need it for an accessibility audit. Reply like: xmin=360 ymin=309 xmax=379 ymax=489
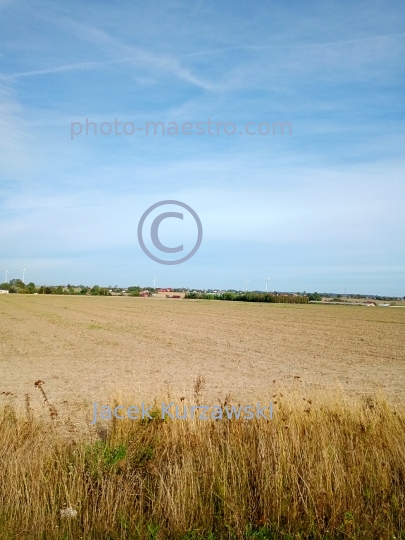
xmin=1 ymin=295 xmax=404 ymax=420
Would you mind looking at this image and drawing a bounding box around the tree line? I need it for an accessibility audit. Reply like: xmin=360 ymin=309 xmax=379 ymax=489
xmin=0 ymin=280 xmax=150 ymax=296
xmin=185 ymin=291 xmax=309 ymax=303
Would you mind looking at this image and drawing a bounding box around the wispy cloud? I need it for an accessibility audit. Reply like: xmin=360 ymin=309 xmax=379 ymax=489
xmin=0 ymin=53 xmax=215 ymax=90
xmin=181 ymin=33 xmax=405 ymax=57
xmin=1 ymin=11 xmax=216 ymax=90
xmin=0 ymin=58 xmax=131 ymax=81
xmin=0 ymin=83 xmax=35 ymax=178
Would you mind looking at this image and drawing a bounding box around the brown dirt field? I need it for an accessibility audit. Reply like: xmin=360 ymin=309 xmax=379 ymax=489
xmin=1 ymin=295 xmax=404 ymax=422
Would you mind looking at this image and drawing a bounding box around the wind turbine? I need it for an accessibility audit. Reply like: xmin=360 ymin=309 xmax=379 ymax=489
xmin=152 ymin=276 xmax=157 ymax=288
xmin=244 ymin=280 xmax=249 ymax=292
xmin=265 ymin=277 xmax=270 ymax=292
xmin=4 ymin=269 xmax=9 ymax=283
xmin=21 ymin=268 xmax=26 ymax=284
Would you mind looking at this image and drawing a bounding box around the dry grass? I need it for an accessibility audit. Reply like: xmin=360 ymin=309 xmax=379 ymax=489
xmin=1 ymin=385 xmax=404 ymax=539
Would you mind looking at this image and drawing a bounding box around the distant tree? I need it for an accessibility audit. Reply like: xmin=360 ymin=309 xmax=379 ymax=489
xmin=128 ymin=286 xmax=141 ymax=297
xmin=99 ymin=288 xmax=110 ymax=296
xmin=25 ymin=282 xmax=36 ymax=294
xmin=10 ymin=279 xmax=25 ymax=289
xmin=129 ymin=289 xmax=140 ymax=297
xmin=308 ymin=292 xmax=322 ymax=301
xmin=91 ymin=285 xmax=100 ymax=295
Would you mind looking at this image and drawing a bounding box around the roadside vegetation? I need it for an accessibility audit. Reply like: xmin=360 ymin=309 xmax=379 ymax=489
xmin=1 ymin=382 xmax=404 ymax=539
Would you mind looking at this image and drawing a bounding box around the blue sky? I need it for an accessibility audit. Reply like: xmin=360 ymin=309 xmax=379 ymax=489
xmin=0 ymin=0 xmax=404 ymax=294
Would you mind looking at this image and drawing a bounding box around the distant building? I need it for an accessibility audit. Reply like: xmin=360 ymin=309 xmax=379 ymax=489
xmin=158 ymin=288 xmax=173 ymax=293
xmin=0 ymin=289 xmax=9 ymax=294
xmin=139 ymin=291 xmax=150 ymax=297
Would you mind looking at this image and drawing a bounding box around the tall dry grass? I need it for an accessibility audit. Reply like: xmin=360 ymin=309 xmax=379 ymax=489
xmin=0 ymin=387 xmax=404 ymax=539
